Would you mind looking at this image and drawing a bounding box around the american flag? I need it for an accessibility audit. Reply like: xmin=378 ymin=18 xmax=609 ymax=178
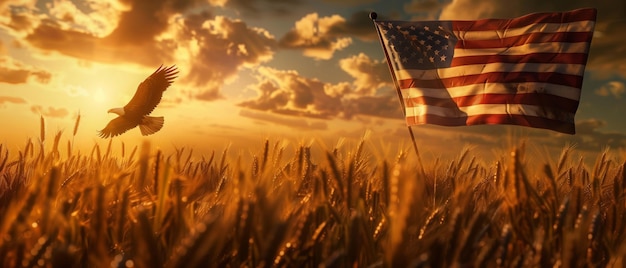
xmin=375 ymin=8 xmax=596 ymax=134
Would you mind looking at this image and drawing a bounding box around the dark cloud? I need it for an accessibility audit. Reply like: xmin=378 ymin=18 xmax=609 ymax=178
xmin=404 ymin=0 xmax=449 ymax=13
xmin=107 ymin=0 xmax=204 ymax=45
xmin=0 ymin=96 xmax=26 ymax=105
xmin=326 ymin=10 xmax=381 ymax=41
xmin=240 ymin=64 xmax=405 ymax=122
xmin=176 ymin=14 xmax=277 ymax=101
xmin=0 ymin=57 xmax=51 ymax=84
xmin=239 ymin=67 xmax=343 ymax=118
xmin=278 ymin=10 xmax=384 ymax=59
xmin=563 ymin=118 xmax=626 ymax=151
xmin=3 ymin=0 xmax=277 ymax=101
xmin=225 ymin=0 xmax=303 ymax=16
xmin=30 ymin=105 xmax=69 ymax=118
xmin=278 ymin=13 xmax=353 ymax=60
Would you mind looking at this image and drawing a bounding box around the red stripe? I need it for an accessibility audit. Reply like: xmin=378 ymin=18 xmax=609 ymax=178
xmin=456 ymin=32 xmax=593 ymax=49
xmin=399 ymin=72 xmax=583 ymax=89
xmin=406 ymin=93 xmax=579 ymax=113
xmin=449 ymin=53 xmax=589 ymax=67
xmin=451 ymin=8 xmax=596 ymax=31
xmin=406 ymin=114 xmax=576 ymax=134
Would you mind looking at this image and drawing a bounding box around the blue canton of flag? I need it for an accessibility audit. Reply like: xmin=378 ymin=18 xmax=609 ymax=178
xmin=379 ymin=21 xmax=458 ymax=70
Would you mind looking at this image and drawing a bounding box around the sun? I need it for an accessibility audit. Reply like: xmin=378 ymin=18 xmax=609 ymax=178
xmin=93 ymin=87 xmax=109 ymax=103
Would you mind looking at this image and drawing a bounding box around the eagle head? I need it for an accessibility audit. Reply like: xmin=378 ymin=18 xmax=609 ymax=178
xmin=108 ymin=107 xmax=126 ymax=116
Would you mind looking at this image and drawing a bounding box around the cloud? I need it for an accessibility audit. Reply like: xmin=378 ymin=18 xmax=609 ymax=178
xmin=279 ymin=13 xmax=353 ymax=60
xmin=278 ymin=10 xmax=386 ymax=60
xmin=239 ymin=108 xmax=328 ymax=130
xmin=595 ymin=81 xmax=625 ymax=98
xmin=240 ymin=64 xmax=404 ymax=121
xmin=46 ymin=0 xmax=126 ymax=37
xmin=2 ymin=0 xmax=278 ymax=101
xmin=403 ymin=0 xmax=451 ymax=20
xmin=342 ymin=95 xmax=402 ymax=119
xmin=326 ymin=10 xmax=382 ymax=41
xmin=173 ymin=14 xmax=277 ymax=101
xmin=0 ymin=95 xmax=26 ymax=105
xmin=438 ymin=0 xmax=626 ymax=78
xmin=338 ymin=53 xmax=390 ymax=95
xmin=567 ymin=118 xmax=626 ymax=150
xmin=30 ymin=105 xmax=69 ymax=118
xmin=224 ymin=0 xmax=303 ymax=16
xmin=0 ymin=57 xmax=51 ymax=84
xmin=239 ymin=66 xmax=343 ymax=118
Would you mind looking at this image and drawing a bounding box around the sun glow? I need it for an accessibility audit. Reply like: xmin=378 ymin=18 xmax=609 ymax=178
xmin=93 ymin=87 xmax=109 ymax=103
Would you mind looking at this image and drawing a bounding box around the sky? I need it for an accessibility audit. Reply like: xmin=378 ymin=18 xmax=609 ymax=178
xmin=0 ymin=0 xmax=625 ymax=162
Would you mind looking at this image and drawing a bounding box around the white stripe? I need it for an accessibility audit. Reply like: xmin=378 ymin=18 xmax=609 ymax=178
xmin=404 ymin=103 xmax=575 ymax=122
xmin=395 ymin=63 xmax=586 ymax=80
xmin=454 ymin=20 xmax=595 ymax=40
xmin=400 ymin=82 xmax=581 ymax=101
xmin=453 ymin=42 xmax=589 ymax=57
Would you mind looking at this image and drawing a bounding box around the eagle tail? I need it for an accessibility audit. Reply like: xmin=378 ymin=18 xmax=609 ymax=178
xmin=139 ymin=116 xmax=164 ymax=136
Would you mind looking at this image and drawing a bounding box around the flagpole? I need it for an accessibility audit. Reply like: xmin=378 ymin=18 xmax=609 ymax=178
xmin=370 ymin=12 xmax=426 ymax=177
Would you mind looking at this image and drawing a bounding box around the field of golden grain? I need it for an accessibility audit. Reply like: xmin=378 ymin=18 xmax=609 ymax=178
xmin=1 ymin=118 xmax=625 ymax=267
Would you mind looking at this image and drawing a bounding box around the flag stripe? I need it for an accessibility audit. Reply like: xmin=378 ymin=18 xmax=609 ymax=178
xmin=457 ymin=31 xmax=593 ymax=49
xmin=453 ymin=42 xmax=589 ymax=57
xmin=400 ymin=82 xmax=581 ymax=102
xmin=451 ymin=8 xmax=596 ymax=31
xmin=396 ymin=63 xmax=585 ymax=80
xmin=399 ymin=72 xmax=583 ymax=89
xmin=405 ymin=103 xmax=575 ymax=122
xmin=405 ymin=93 xmax=579 ymax=113
xmin=405 ymin=114 xmax=575 ymax=134
xmin=449 ymin=53 xmax=589 ymax=67
xmin=451 ymin=20 xmax=594 ymax=40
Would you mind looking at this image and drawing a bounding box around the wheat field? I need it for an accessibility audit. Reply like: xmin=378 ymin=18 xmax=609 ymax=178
xmin=1 ymin=118 xmax=626 ymax=267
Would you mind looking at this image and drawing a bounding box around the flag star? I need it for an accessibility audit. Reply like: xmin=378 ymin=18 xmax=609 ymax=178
xmin=434 ymin=30 xmax=440 ymax=35
xmin=438 ymin=25 xmax=444 ymax=30
xmin=443 ymin=45 xmax=449 ymax=50
xmin=427 ymin=35 xmax=434 ymax=40
xmin=410 ymin=25 xmax=416 ymax=30
xmin=434 ymin=50 xmax=440 ymax=55
xmin=426 ymin=45 xmax=432 ymax=50
xmin=419 ymin=40 xmax=426 ymax=45
xmin=444 ymin=34 xmax=450 ymax=39
xmin=391 ymin=34 xmax=396 ymax=39
xmin=440 ymin=55 xmax=447 ymax=61
xmin=419 ymin=31 xmax=425 ymax=35
xmin=424 ymin=26 xmax=430 ymax=31
xmin=418 ymin=58 xmax=424 ymax=63
xmin=429 ymin=57 xmax=435 ymax=62
xmin=402 ymin=57 xmax=408 ymax=63
xmin=435 ymin=40 xmax=441 ymax=45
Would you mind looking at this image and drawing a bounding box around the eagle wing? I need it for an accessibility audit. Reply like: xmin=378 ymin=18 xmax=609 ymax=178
xmin=98 ymin=116 xmax=139 ymax=138
xmin=124 ymin=65 xmax=178 ymax=116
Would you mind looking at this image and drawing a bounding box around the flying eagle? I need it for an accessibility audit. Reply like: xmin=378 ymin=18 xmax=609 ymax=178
xmin=98 ymin=65 xmax=178 ymax=138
